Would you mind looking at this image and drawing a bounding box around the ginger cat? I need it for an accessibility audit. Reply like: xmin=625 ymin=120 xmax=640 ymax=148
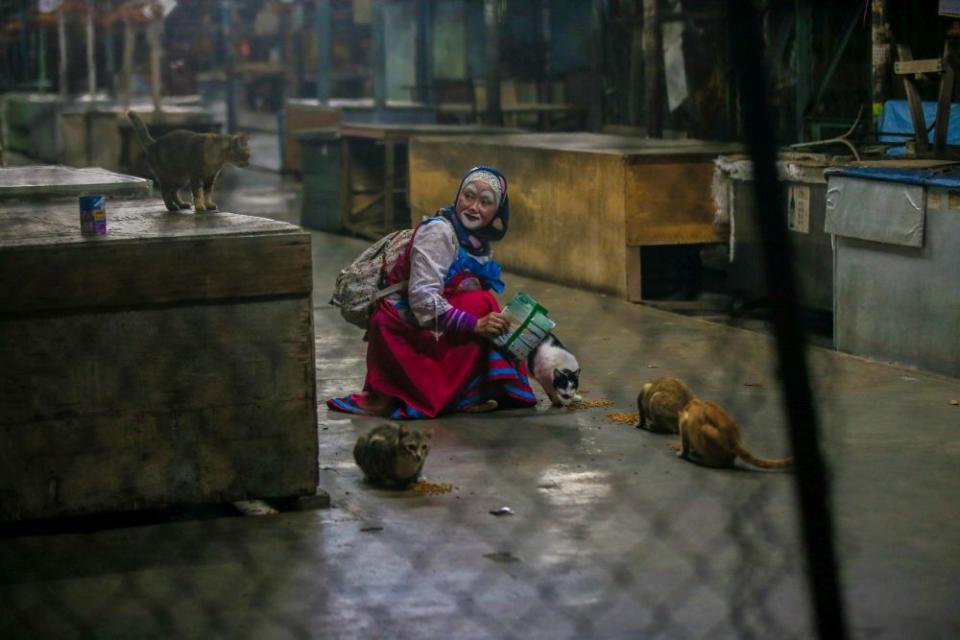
xmin=676 ymin=398 xmax=792 ymax=470
xmin=637 ymin=376 xmax=694 ymax=434
xmin=127 ymin=110 xmax=250 ymax=212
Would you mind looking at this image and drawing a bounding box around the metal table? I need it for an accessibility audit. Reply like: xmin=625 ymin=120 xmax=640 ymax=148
xmin=825 ymin=166 xmax=960 ymax=378
xmin=0 ymin=165 xmax=152 ymax=200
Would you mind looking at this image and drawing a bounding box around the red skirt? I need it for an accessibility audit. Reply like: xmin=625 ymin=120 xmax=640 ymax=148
xmin=327 ymin=289 xmax=537 ymax=419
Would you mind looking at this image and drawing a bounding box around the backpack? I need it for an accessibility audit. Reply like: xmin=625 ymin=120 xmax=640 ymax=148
xmin=330 ymin=227 xmax=416 ymax=328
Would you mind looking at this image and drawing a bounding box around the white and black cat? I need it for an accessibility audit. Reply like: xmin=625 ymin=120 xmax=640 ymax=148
xmin=527 ymin=333 xmax=581 ymax=407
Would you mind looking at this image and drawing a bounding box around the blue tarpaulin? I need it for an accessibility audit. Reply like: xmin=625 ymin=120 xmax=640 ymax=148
xmin=879 ymin=99 xmax=960 ymax=156
xmin=825 ymin=166 xmax=960 ymax=188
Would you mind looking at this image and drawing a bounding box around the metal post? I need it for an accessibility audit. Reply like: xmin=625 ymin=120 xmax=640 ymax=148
xmin=483 ymin=0 xmax=502 ymax=126
xmin=643 ymin=0 xmax=663 ymax=137
xmin=795 ymin=0 xmax=812 ymax=142
xmin=372 ymin=0 xmax=387 ymax=110
xmin=122 ymin=17 xmax=134 ymax=110
xmin=86 ymin=0 xmax=96 ymax=101
xmin=726 ymin=3 xmax=849 ymax=639
xmin=588 ymin=0 xmax=604 ymax=131
xmin=540 ymin=0 xmax=552 ymax=104
xmin=58 ymin=6 xmax=67 ymax=99
xmin=871 ymin=0 xmax=891 ymax=126
xmin=220 ymin=0 xmax=237 ymax=133
xmin=315 ymin=0 xmax=332 ymax=102
xmin=415 ymin=0 xmax=433 ymax=106
xmin=37 ymin=21 xmax=48 ymax=89
xmin=148 ymin=19 xmax=163 ymax=114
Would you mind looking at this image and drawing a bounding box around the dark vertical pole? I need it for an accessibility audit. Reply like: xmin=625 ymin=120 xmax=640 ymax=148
xmin=316 ymin=0 xmax=332 ymax=102
xmin=871 ymin=0 xmax=891 ymax=126
xmin=643 ymin=0 xmax=662 ymax=137
xmin=20 ymin=0 xmax=30 ymax=85
xmin=58 ymin=6 xmax=68 ymax=99
xmin=220 ymin=0 xmax=237 ymax=133
xmin=795 ymin=0 xmax=812 ymax=142
xmin=483 ymin=0 xmax=501 ymax=126
xmin=628 ymin=7 xmax=644 ymax=127
xmin=539 ymin=0 xmax=552 ymax=103
xmin=415 ymin=0 xmax=433 ymax=106
xmin=726 ymin=3 xmax=848 ymax=639
xmin=104 ymin=1 xmax=116 ymax=84
xmin=372 ymin=0 xmax=387 ymax=109
xmin=588 ymin=0 xmax=603 ymax=130
xmin=278 ymin=2 xmax=290 ymax=107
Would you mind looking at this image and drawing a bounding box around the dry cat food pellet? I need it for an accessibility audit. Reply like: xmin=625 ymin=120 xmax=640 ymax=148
xmin=568 ymin=398 xmax=615 ymax=410
xmin=606 ymin=412 xmax=640 ymax=425
xmin=412 ymin=481 xmax=454 ymax=495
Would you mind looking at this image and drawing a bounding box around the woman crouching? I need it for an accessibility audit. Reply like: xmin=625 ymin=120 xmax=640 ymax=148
xmin=327 ymin=166 xmax=537 ymax=419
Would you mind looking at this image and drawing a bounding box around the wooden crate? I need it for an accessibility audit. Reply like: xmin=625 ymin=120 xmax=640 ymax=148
xmin=283 ymin=99 xmax=341 ymax=174
xmin=409 ymin=133 xmax=738 ymax=299
xmin=0 ymin=199 xmax=318 ymax=520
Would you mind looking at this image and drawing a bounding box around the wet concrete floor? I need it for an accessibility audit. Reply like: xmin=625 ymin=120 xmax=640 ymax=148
xmin=1 ymin=160 xmax=959 ymax=639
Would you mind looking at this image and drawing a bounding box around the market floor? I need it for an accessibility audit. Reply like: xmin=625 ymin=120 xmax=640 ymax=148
xmin=1 ymin=164 xmax=958 ymax=639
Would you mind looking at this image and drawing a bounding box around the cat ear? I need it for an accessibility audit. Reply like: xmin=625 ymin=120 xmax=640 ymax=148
xmin=553 ymin=368 xmax=561 ymax=379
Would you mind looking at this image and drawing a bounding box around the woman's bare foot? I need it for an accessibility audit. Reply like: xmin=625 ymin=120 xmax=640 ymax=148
xmin=463 ymin=399 xmax=498 ymax=413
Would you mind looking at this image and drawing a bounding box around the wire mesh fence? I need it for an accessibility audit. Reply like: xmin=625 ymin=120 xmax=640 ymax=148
xmin=1 ymin=5 xmax=853 ymax=640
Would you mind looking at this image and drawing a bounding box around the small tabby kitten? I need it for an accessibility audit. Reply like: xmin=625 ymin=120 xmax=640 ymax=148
xmin=354 ymin=423 xmax=432 ymax=487
xmin=127 ymin=110 xmax=250 ymax=212
xmin=527 ymin=333 xmax=581 ymax=407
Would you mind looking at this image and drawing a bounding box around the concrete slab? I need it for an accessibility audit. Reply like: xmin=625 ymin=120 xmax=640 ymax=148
xmin=0 ymin=168 xmax=958 ymax=639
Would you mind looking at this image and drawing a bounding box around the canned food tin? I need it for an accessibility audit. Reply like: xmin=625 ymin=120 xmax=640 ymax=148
xmin=79 ymin=195 xmax=107 ymax=235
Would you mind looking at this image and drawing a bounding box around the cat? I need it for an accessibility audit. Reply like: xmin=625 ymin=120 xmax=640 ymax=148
xmin=527 ymin=333 xmax=581 ymax=407
xmin=637 ymin=376 xmax=694 ymax=434
xmin=353 ymin=423 xmax=432 ymax=487
xmin=126 ymin=110 xmax=250 ymax=213
xmin=675 ymin=398 xmax=792 ymax=470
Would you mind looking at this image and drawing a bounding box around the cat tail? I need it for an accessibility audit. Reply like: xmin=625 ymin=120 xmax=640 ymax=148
xmin=732 ymin=438 xmax=793 ymax=470
xmin=126 ymin=111 xmax=155 ymax=147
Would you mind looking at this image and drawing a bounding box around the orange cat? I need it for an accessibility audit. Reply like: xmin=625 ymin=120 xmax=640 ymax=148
xmin=675 ymin=398 xmax=792 ymax=470
xmin=637 ymin=376 xmax=694 ymax=434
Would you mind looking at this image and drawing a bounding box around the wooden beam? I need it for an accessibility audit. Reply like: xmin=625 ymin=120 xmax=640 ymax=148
xmin=894 ymin=58 xmax=943 ymax=75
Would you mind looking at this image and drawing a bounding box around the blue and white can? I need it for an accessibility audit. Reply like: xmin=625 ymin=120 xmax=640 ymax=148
xmin=79 ymin=195 xmax=107 ymax=235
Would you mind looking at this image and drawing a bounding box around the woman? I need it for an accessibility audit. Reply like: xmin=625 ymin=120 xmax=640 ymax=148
xmin=328 ymin=166 xmax=537 ymax=419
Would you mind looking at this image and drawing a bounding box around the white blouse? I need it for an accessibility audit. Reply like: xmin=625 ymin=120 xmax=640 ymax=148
xmin=406 ymin=218 xmax=492 ymax=328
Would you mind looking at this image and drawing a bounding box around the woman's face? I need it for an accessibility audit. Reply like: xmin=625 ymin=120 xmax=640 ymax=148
xmin=455 ymin=180 xmax=499 ymax=230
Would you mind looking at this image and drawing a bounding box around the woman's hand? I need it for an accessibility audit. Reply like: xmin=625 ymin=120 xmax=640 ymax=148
xmin=474 ymin=312 xmax=511 ymax=339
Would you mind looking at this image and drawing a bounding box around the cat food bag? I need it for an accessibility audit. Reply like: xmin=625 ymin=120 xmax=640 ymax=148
xmin=331 ymin=227 xmax=415 ymax=328
xmin=79 ymin=195 xmax=107 ymax=235
xmin=494 ymin=292 xmax=556 ymax=360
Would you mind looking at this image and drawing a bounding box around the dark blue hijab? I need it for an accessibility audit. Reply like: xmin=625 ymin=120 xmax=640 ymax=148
xmin=439 ymin=165 xmax=510 ymax=257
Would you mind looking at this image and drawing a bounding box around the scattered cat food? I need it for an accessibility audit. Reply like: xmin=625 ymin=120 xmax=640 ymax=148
xmin=606 ymin=412 xmax=640 ymax=425
xmin=568 ymin=398 xmax=615 ymax=410
xmin=951 ymin=399 xmax=959 ymax=406
xmin=646 ymin=364 xmax=659 ymax=369
xmin=360 ymin=526 xmax=384 ymax=533
xmin=743 ymin=381 xmax=763 ymax=387
xmin=412 ymin=481 xmax=454 ymax=495
xmin=489 ymin=506 xmax=514 ymax=516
